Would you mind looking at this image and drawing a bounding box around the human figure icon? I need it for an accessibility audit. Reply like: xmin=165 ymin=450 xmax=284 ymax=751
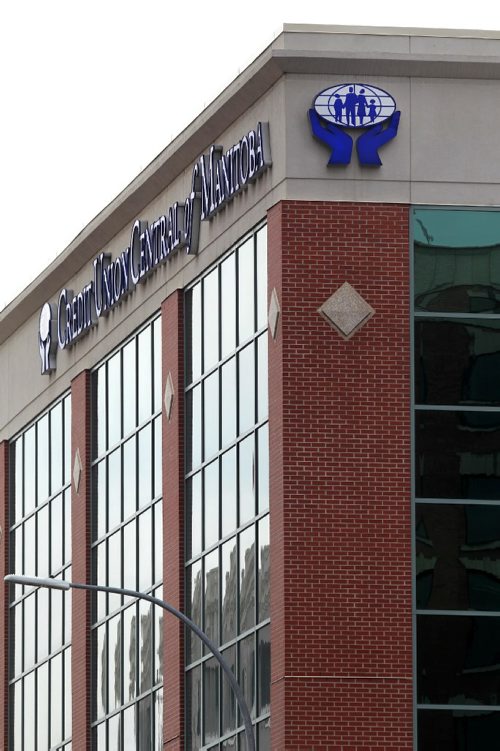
xmin=357 ymin=88 xmax=368 ymax=125
xmin=333 ymin=94 xmax=344 ymax=123
xmin=310 ymin=84 xmax=400 ymax=166
xmin=344 ymin=86 xmax=358 ymax=127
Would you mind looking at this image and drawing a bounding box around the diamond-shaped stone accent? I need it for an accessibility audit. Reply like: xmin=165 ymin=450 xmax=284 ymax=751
xmin=318 ymin=282 xmax=374 ymax=340
xmin=164 ymin=371 xmax=174 ymax=421
xmin=268 ymin=288 xmax=281 ymax=339
xmin=73 ymin=448 xmax=83 ymax=494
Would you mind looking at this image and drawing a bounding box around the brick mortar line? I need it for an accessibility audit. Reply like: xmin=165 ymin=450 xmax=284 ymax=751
xmin=272 ymin=675 xmax=413 ymax=683
xmin=164 ymin=733 xmax=181 ymax=743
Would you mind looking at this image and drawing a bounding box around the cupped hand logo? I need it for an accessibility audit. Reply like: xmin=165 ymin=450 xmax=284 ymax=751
xmin=309 ymin=83 xmax=400 ymax=166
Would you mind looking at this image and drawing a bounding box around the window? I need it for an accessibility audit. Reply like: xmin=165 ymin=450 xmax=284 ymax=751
xmin=9 ymin=395 xmax=72 ymax=750
xmin=91 ymin=317 xmax=163 ymax=749
xmin=414 ymin=209 xmax=500 ymax=750
xmin=185 ymin=225 xmax=270 ymax=749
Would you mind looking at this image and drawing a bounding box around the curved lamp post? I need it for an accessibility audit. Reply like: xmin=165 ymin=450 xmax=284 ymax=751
xmin=4 ymin=574 xmax=256 ymax=751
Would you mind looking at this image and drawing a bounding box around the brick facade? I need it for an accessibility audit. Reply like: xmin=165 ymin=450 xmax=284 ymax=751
xmin=268 ymin=201 xmax=413 ymax=749
xmin=0 ymin=442 xmax=9 ymax=750
xmin=71 ymin=371 xmax=92 ymax=751
xmin=162 ymin=291 xmax=185 ymax=750
xmin=0 ymin=200 xmax=414 ymax=750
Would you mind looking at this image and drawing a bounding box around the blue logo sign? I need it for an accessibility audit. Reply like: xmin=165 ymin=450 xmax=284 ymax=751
xmin=309 ymin=83 xmax=400 ymax=166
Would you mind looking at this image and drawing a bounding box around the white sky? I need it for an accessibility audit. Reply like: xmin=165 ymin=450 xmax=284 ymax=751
xmin=1 ymin=0 xmax=500 ymax=310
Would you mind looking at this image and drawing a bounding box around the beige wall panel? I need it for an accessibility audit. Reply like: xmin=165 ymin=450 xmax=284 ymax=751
xmin=411 ymin=78 xmax=500 ymax=187
xmin=410 ymin=182 xmax=500 ymax=207
xmin=285 ymin=178 xmax=411 ymax=204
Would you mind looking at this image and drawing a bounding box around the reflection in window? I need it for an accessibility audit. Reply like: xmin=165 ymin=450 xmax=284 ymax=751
xmin=417 ymin=615 xmax=500 ymax=706
xmin=91 ymin=317 xmax=163 ymax=746
xmin=418 ymin=709 xmax=500 ymax=751
xmin=9 ymin=394 xmax=72 ymax=748
xmin=204 ymin=550 xmax=219 ymax=647
xmin=415 ymin=411 xmax=500 ymax=500
xmin=204 ymin=657 xmax=219 ymax=745
xmin=240 ymin=634 xmax=256 ymax=719
xmin=258 ymin=625 xmax=271 ymax=715
xmin=186 ymin=562 xmax=202 ymax=665
xmin=240 ymin=526 xmax=256 ymax=633
xmin=414 ymin=209 xmax=500 ymax=314
xmin=185 ymin=225 xmax=270 ymax=749
xmin=414 ymin=209 xmax=500 ymax=749
xmin=222 ymin=645 xmax=237 ymax=735
xmin=222 ymin=538 xmax=237 ymax=643
xmin=186 ymin=666 xmax=202 ymax=750
xmin=415 ymin=319 xmax=500 ymax=406
xmin=258 ymin=517 xmax=270 ymax=622
xmin=416 ymin=504 xmax=500 ymax=611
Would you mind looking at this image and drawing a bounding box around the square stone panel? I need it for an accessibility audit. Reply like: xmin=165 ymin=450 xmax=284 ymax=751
xmin=318 ymin=282 xmax=374 ymax=339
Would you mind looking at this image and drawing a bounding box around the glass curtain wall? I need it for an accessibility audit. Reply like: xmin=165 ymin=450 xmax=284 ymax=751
xmin=9 ymin=395 xmax=72 ymax=750
xmin=91 ymin=317 xmax=163 ymax=750
xmin=414 ymin=209 xmax=500 ymax=749
xmin=185 ymin=225 xmax=271 ymax=750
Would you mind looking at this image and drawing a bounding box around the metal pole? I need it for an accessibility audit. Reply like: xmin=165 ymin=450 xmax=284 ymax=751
xmin=4 ymin=575 xmax=255 ymax=751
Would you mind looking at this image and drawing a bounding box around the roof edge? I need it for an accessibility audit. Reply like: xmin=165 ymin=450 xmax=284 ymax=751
xmin=283 ymin=23 xmax=500 ymax=39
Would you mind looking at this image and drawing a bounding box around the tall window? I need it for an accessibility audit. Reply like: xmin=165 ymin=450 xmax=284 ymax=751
xmin=92 ymin=317 xmax=163 ymax=749
xmin=9 ymin=395 xmax=72 ymax=750
xmin=414 ymin=209 xmax=500 ymax=748
xmin=185 ymin=225 xmax=271 ymax=750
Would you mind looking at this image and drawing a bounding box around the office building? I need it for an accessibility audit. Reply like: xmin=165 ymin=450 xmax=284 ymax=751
xmin=2 ymin=23 xmax=500 ymax=751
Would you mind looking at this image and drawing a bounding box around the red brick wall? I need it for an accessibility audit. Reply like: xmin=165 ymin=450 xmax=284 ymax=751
xmin=71 ymin=371 xmax=92 ymax=751
xmin=162 ymin=291 xmax=185 ymax=750
xmin=268 ymin=201 xmax=413 ymax=750
xmin=0 ymin=442 xmax=9 ymax=749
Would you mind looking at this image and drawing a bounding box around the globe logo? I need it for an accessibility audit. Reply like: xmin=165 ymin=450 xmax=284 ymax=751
xmin=309 ymin=82 xmax=400 ymax=166
xmin=313 ymin=83 xmax=396 ymax=130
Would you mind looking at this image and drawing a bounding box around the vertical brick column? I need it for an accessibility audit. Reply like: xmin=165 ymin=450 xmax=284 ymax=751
xmin=268 ymin=201 xmax=413 ymax=749
xmin=162 ymin=290 xmax=184 ymax=750
xmin=267 ymin=205 xmax=286 ymax=746
xmin=0 ymin=442 xmax=10 ymax=749
xmin=71 ymin=371 xmax=92 ymax=751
